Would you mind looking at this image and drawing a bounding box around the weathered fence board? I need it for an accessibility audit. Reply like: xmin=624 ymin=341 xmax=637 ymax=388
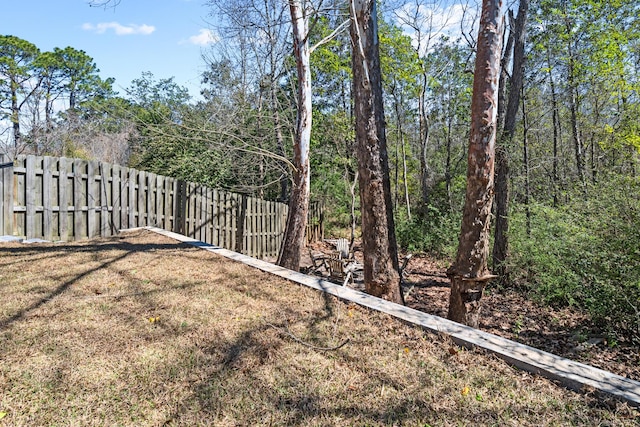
xmin=0 ymin=155 xmax=325 ymax=258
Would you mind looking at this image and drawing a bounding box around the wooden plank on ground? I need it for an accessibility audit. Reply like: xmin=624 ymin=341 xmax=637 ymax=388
xmin=134 ymin=226 xmax=640 ymax=408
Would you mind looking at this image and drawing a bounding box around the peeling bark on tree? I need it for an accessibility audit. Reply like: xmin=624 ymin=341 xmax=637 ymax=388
xmin=448 ymin=0 xmax=503 ymax=327
xmin=276 ymin=0 xmax=311 ymax=271
xmin=349 ymin=0 xmax=403 ymax=304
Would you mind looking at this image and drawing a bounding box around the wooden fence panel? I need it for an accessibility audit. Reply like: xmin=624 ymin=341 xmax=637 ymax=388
xmin=0 ymin=155 xmax=8 ymax=235
xmin=42 ymin=156 xmax=54 ymax=241
xmin=0 ymin=155 xmax=299 ymax=258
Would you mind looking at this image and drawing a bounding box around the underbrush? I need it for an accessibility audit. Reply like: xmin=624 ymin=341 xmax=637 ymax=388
xmin=394 ymin=176 xmax=640 ymax=345
xmin=395 ymin=205 xmax=460 ymax=259
xmin=508 ymin=177 xmax=640 ymax=345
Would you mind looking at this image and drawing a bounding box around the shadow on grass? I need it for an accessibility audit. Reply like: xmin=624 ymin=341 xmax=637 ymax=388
xmin=157 ymin=317 xmax=583 ymax=426
xmin=0 ymin=240 xmax=192 ymax=332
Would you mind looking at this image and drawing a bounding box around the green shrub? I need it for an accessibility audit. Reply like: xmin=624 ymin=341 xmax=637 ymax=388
xmin=508 ymin=176 xmax=640 ymax=344
xmin=395 ymin=205 xmax=460 ymax=258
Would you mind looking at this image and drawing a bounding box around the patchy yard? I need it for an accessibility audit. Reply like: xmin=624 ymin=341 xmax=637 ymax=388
xmin=0 ymin=229 xmax=637 ymax=426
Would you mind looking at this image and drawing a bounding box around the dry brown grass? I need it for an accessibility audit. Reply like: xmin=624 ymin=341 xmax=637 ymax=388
xmin=0 ymin=229 xmax=638 ymax=426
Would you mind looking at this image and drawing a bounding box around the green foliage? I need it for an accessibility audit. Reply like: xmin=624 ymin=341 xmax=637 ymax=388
xmin=0 ymin=35 xmax=40 ymax=125
xmin=395 ymin=205 xmax=461 ymax=258
xmin=310 ymin=110 xmax=356 ymax=229
xmin=508 ymin=177 xmax=640 ymax=343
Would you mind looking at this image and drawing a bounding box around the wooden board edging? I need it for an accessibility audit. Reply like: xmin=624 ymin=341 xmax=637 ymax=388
xmin=133 ymin=226 xmax=640 ymax=407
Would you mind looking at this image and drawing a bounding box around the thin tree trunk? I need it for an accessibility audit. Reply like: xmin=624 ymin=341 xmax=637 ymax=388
xmin=277 ymin=0 xmax=311 ymax=271
xmin=493 ymin=0 xmax=529 ymax=284
xmin=522 ymin=87 xmax=531 ymax=236
xmin=496 ymin=11 xmax=515 ymax=134
xmin=394 ymin=83 xmax=400 ymax=209
xmin=447 ymin=0 xmax=503 ymax=327
xmin=349 ymin=169 xmax=358 ymax=249
xmin=350 ymin=0 xmax=403 ymax=304
xmin=565 ymin=17 xmax=586 ymax=195
xmin=419 ymin=71 xmax=431 ymax=208
xmin=402 ymin=131 xmax=411 ymax=220
xmin=11 ymin=83 xmax=21 ymax=148
xmin=392 ymin=82 xmax=411 ymax=220
xmin=547 ymin=45 xmax=561 ymax=207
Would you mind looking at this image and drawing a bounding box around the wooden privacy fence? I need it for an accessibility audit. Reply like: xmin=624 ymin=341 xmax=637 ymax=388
xmin=0 ymin=155 xmax=322 ymax=259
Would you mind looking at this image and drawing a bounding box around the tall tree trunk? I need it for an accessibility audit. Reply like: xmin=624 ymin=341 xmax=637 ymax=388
xmin=447 ymin=0 xmax=503 ymax=327
xmin=522 ymin=87 xmax=531 ymax=236
xmin=493 ymin=0 xmax=529 ymax=284
xmin=256 ymin=87 xmax=265 ymax=198
xmin=496 ymin=11 xmax=515 ymax=134
xmin=445 ymin=113 xmax=453 ymax=212
xmin=419 ymin=71 xmax=431 ymax=208
xmin=276 ymin=0 xmax=311 ymax=271
xmin=11 ymin=82 xmax=21 ymax=148
xmin=565 ymin=17 xmax=587 ymax=195
xmin=350 ymin=0 xmax=403 ymax=304
xmin=392 ymin=82 xmax=411 ymax=220
xmin=547 ymin=45 xmax=561 ymax=207
xmin=401 ymin=131 xmax=411 ymax=220
xmin=349 ymin=169 xmax=358 ymax=249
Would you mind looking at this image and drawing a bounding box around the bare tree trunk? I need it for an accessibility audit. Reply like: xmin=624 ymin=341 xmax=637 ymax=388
xmin=496 ymin=11 xmax=515 ymax=134
xmin=350 ymin=0 xmax=403 ymax=304
xmin=419 ymin=81 xmax=431 ymax=208
xmin=445 ymin=113 xmax=453 ymax=211
xmin=493 ymin=0 xmax=529 ymax=284
xmin=547 ymin=45 xmax=561 ymax=207
xmin=11 ymin=83 xmax=21 ymax=148
xmin=276 ymin=0 xmax=311 ymax=271
xmin=565 ymin=17 xmax=587 ymax=195
xmin=401 ymin=132 xmax=411 ymax=220
xmin=349 ymin=169 xmax=358 ymax=249
xmin=392 ymin=82 xmax=411 ymax=220
xmin=522 ymin=87 xmax=531 ymax=236
xmin=447 ymin=0 xmax=503 ymax=327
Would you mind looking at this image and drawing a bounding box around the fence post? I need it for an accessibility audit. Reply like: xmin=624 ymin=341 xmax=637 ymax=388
xmin=1 ymin=155 xmax=14 ymax=236
xmin=235 ymin=194 xmax=246 ymax=254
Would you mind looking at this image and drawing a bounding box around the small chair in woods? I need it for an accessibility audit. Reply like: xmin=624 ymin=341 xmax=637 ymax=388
xmin=327 ymin=238 xmax=362 ymax=286
xmin=306 ymin=248 xmax=328 ymax=274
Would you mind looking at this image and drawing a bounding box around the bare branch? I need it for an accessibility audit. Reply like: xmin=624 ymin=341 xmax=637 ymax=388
xmin=309 ymin=19 xmax=349 ymax=54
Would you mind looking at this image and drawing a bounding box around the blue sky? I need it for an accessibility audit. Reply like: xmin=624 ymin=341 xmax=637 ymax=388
xmin=3 ymin=0 xmax=217 ymax=98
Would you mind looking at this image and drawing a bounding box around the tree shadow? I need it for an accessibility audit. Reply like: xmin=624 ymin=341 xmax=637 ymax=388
xmin=0 ymin=240 xmax=194 ymax=332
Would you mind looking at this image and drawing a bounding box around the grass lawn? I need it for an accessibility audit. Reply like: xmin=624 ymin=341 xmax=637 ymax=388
xmin=0 ymin=229 xmax=637 ymax=426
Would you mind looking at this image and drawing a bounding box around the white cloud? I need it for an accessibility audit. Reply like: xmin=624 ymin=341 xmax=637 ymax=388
xmin=82 ymin=22 xmax=156 ymax=36
xmin=185 ymin=29 xmax=219 ymax=46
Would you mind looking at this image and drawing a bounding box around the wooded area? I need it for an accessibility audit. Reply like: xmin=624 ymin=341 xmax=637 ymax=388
xmin=1 ymin=0 xmax=639 ymax=343
xmin=0 ymin=154 xmax=325 ymax=259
